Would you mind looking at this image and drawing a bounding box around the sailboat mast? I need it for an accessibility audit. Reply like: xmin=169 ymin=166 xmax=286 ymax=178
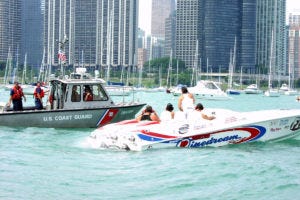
xmin=21 ymin=53 xmax=27 ymax=84
xmin=191 ymin=40 xmax=198 ymax=86
xmin=206 ymin=58 xmax=209 ymax=80
xmin=3 ymin=47 xmax=11 ymax=85
xmin=14 ymin=46 xmax=19 ymax=82
xmin=268 ymin=30 xmax=274 ymax=89
xmin=166 ymin=49 xmax=172 ymax=88
xmin=228 ymin=49 xmax=233 ymax=90
xmin=106 ymin=9 xmax=112 ymax=83
xmin=176 ymin=60 xmax=179 ymax=86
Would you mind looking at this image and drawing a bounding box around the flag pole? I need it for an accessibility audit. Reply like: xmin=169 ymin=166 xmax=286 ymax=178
xmin=58 ymin=35 xmax=68 ymax=78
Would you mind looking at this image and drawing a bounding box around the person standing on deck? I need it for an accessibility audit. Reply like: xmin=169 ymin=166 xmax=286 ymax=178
xmin=178 ymin=86 xmax=195 ymax=119
xmin=33 ymin=82 xmax=44 ymax=110
xmin=7 ymin=81 xmax=26 ymax=111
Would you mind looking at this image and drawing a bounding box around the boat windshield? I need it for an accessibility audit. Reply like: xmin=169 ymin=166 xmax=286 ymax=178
xmin=82 ymin=84 xmax=108 ymax=102
xmin=205 ymin=82 xmax=218 ymax=90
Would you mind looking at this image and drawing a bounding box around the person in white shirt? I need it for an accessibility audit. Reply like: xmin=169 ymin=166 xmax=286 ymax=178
xmin=178 ymin=86 xmax=195 ymax=119
xmin=190 ymin=103 xmax=216 ymax=121
xmin=160 ymin=103 xmax=175 ymax=121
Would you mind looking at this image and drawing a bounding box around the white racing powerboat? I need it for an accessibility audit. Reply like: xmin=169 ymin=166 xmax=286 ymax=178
xmin=86 ymin=108 xmax=300 ymax=151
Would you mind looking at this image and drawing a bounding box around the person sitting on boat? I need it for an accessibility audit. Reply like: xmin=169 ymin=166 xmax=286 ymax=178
xmin=190 ymin=103 xmax=215 ymax=121
xmin=71 ymin=85 xmax=80 ymax=102
xmin=33 ymin=81 xmax=44 ymax=110
xmin=160 ymin=103 xmax=175 ymax=121
xmin=7 ymin=81 xmax=26 ymax=111
xmin=136 ymin=105 xmax=160 ymax=122
xmin=84 ymin=86 xmax=93 ymax=101
xmin=178 ymin=86 xmax=195 ymax=119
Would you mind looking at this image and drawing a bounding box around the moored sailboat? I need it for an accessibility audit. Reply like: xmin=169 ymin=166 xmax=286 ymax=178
xmin=264 ymin=31 xmax=280 ymax=97
xmin=226 ymin=37 xmax=241 ymax=95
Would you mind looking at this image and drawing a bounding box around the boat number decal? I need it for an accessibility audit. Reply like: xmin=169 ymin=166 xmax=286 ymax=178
xmin=290 ymin=118 xmax=300 ymax=131
xmin=97 ymin=109 xmax=119 ymax=127
xmin=43 ymin=114 xmax=92 ymax=122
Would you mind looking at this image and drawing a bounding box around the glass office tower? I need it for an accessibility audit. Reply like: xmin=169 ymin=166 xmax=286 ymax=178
xmin=0 ymin=0 xmax=21 ymax=62
xmin=44 ymin=0 xmax=138 ymax=69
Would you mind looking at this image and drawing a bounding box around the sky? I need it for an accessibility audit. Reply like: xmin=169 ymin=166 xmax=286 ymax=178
xmin=138 ymin=0 xmax=300 ymax=35
xmin=138 ymin=0 xmax=152 ymax=34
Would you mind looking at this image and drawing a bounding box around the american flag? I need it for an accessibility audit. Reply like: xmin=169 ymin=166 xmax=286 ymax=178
xmin=58 ymin=49 xmax=66 ymax=62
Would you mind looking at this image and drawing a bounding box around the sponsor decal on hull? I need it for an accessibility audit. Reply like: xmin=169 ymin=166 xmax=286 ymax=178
xmin=137 ymin=125 xmax=267 ymax=148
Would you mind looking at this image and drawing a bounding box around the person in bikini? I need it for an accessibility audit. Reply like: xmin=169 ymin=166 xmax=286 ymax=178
xmin=136 ymin=105 xmax=160 ymax=122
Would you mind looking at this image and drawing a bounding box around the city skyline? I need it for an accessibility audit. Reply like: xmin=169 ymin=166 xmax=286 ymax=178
xmin=139 ymin=0 xmax=300 ymax=34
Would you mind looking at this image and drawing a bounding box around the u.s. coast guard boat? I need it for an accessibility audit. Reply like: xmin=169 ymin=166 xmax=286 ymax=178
xmin=0 ymin=74 xmax=145 ymax=128
xmin=87 ymin=108 xmax=300 ymax=151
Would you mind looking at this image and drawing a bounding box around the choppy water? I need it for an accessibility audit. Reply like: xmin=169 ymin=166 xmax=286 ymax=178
xmin=1 ymin=89 xmax=300 ymax=200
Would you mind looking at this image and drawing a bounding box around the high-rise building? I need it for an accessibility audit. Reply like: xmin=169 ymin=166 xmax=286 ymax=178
xmin=176 ymin=0 xmax=285 ymax=75
xmin=176 ymin=0 xmax=200 ymax=69
xmin=0 ymin=0 xmax=21 ymax=63
xmin=151 ymin=0 xmax=175 ymax=60
xmin=71 ymin=0 xmax=97 ymax=67
xmin=288 ymin=14 xmax=300 ymax=79
xmin=176 ymin=0 xmax=256 ymax=71
xmin=137 ymin=48 xmax=147 ymax=68
xmin=164 ymin=11 xmax=176 ymax=57
xmin=43 ymin=0 xmax=69 ymax=67
xmin=240 ymin=0 xmax=256 ymax=73
xmin=95 ymin=0 xmax=138 ymax=68
xmin=201 ymin=0 xmax=243 ymax=72
xmin=256 ymin=0 xmax=286 ymax=76
xmin=44 ymin=0 xmax=138 ymax=70
xmin=138 ymin=28 xmax=146 ymax=48
xmin=151 ymin=0 xmax=175 ymax=39
xmin=21 ymin=0 xmax=44 ymax=68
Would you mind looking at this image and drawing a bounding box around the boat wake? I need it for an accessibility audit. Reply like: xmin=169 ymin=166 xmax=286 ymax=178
xmin=80 ymin=132 xmax=140 ymax=151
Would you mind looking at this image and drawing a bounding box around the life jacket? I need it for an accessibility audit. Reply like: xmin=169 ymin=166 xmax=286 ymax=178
xmin=12 ymin=86 xmax=24 ymax=100
xmin=49 ymin=94 xmax=53 ymax=104
xmin=34 ymin=87 xmax=44 ymax=98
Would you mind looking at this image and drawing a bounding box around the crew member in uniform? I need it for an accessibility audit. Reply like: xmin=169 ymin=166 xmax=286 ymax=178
xmin=7 ymin=81 xmax=26 ymax=111
xmin=33 ymin=81 xmax=44 ymax=110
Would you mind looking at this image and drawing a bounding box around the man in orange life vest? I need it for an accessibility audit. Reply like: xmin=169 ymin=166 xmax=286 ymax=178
xmin=7 ymin=81 xmax=26 ymax=111
xmin=34 ymin=81 xmax=44 ymax=110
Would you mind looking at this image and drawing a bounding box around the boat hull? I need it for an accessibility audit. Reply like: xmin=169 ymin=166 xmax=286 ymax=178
xmin=0 ymin=104 xmax=144 ymax=128
xmin=264 ymin=89 xmax=280 ymax=97
xmin=226 ymin=89 xmax=241 ymax=95
xmin=88 ymin=109 xmax=300 ymax=151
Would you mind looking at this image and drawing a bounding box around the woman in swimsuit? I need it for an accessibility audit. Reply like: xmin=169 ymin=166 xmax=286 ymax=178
xmin=136 ymin=105 xmax=160 ymax=122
